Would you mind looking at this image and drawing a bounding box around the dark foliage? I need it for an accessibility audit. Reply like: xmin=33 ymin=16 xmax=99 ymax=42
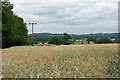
xmin=2 ymin=1 xmax=28 ymax=48
xmin=62 ymin=33 xmax=72 ymax=45
xmin=97 ymin=38 xmax=112 ymax=44
xmin=49 ymin=36 xmax=63 ymax=45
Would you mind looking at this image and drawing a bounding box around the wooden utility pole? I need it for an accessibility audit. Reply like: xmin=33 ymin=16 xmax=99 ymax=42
xmin=29 ymin=22 xmax=37 ymax=46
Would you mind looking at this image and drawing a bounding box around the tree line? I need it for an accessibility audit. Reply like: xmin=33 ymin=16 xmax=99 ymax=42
xmin=2 ymin=1 xmax=28 ymax=48
xmin=28 ymin=33 xmax=120 ymax=45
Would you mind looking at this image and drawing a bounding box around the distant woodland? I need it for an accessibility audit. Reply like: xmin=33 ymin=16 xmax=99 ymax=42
xmin=28 ymin=33 xmax=120 ymax=45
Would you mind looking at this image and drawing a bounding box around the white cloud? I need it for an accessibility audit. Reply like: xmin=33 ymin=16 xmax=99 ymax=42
xmin=9 ymin=0 xmax=118 ymax=34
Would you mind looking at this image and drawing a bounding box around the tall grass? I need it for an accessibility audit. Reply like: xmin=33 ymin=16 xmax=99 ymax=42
xmin=2 ymin=44 xmax=118 ymax=78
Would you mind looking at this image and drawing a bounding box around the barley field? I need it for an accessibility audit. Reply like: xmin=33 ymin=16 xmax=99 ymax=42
xmin=2 ymin=44 xmax=118 ymax=78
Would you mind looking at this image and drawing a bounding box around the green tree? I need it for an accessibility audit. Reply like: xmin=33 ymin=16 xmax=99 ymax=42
xmin=63 ymin=33 xmax=71 ymax=41
xmin=97 ymin=38 xmax=112 ymax=44
xmin=2 ymin=1 xmax=28 ymax=48
xmin=87 ymin=37 xmax=97 ymax=43
xmin=115 ymin=39 xmax=120 ymax=43
xmin=63 ymin=33 xmax=72 ymax=45
xmin=49 ymin=36 xmax=62 ymax=45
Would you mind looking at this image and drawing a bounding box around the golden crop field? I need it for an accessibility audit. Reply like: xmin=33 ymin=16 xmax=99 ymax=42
xmin=2 ymin=44 xmax=118 ymax=78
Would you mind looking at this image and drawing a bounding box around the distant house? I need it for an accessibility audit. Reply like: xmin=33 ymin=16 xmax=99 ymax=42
xmin=83 ymin=41 xmax=88 ymax=44
xmin=75 ymin=41 xmax=82 ymax=45
xmin=111 ymin=39 xmax=116 ymax=41
xmin=89 ymin=41 xmax=95 ymax=44
xmin=44 ymin=41 xmax=49 ymax=45
xmin=37 ymin=41 xmax=43 ymax=45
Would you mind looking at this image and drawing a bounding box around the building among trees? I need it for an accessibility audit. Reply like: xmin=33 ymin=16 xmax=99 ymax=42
xmin=44 ymin=41 xmax=49 ymax=45
xmin=37 ymin=41 xmax=43 ymax=45
xmin=74 ymin=40 xmax=94 ymax=45
xmin=75 ymin=40 xmax=83 ymax=45
xmin=37 ymin=41 xmax=49 ymax=45
xmin=89 ymin=41 xmax=95 ymax=44
xmin=83 ymin=41 xmax=88 ymax=44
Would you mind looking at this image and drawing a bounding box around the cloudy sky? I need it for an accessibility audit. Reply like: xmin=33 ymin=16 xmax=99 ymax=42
xmin=9 ymin=0 xmax=119 ymax=34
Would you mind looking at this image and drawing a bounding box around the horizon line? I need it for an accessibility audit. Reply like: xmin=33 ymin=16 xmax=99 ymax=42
xmin=28 ymin=32 xmax=118 ymax=35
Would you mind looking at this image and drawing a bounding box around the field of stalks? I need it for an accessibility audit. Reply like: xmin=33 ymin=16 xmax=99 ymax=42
xmin=2 ymin=44 xmax=118 ymax=78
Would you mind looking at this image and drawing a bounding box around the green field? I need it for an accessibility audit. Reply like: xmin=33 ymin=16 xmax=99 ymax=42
xmin=2 ymin=44 xmax=118 ymax=78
